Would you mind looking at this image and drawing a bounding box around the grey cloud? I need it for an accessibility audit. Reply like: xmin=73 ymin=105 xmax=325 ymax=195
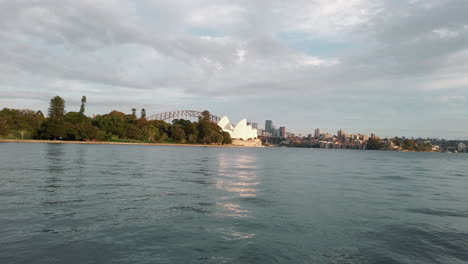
xmin=1 ymin=0 xmax=468 ymax=99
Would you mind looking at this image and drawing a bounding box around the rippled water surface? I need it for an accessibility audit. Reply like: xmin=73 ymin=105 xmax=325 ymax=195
xmin=1 ymin=143 xmax=468 ymax=263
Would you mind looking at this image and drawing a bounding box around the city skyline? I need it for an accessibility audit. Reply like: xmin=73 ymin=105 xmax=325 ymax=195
xmin=1 ymin=1 xmax=468 ymax=139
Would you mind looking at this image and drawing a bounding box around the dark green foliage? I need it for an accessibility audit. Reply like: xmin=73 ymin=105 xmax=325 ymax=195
xmin=172 ymin=127 xmax=186 ymax=143
xmin=40 ymin=96 xmax=67 ymax=139
xmin=127 ymin=124 xmax=143 ymax=140
xmin=200 ymin=110 xmax=211 ymax=121
xmin=222 ymin=131 xmax=232 ymax=144
xmin=401 ymin=139 xmax=432 ymax=152
xmin=0 ymin=117 xmax=8 ymax=136
xmin=3 ymin=96 xmax=229 ymax=145
xmin=39 ymin=120 xmax=67 ymax=140
xmin=196 ymin=112 xmax=226 ymax=144
xmin=67 ymin=123 xmax=99 ymax=141
xmin=367 ymin=138 xmax=383 ymax=150
xmin=142 ymin=125 xmax=160 ymax=142
xmin=93 ymin=111 xmax=128 ymax=138
xmin=80 ymin=96 xmax=87 ymax=114
xmin=65 ymin=112 xmax=90 ymax=124
xmin=48 ymin=96 xmax=65 ymax=120
xmin=0 ymin=108 xmax=44 ymax=138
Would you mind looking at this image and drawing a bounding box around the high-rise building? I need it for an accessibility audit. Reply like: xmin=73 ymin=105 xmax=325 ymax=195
xmin=251 ymin=123 xmax=258 ymax=129
xmin=279 ymin=127 xmax=286 ymax=138
xmin=314 ymin=128 xmax=320 ymax=138
xmin=265 ymin=120 xmax=273 ymax=134
xmin=338 ymin=129 xmax=345 ymax=139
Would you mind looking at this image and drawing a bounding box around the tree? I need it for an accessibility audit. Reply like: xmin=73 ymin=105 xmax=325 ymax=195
xmin=367 ymin=138 xmax=383 ymax=150
xmin=200 ymin=110 xmax=211 ymax=121
xmin=0 ymin=108 xmax=44 ymax=139
xmin=41 ymin=96 xmax=66 ymax=140
xmin=48 ymin=96 xmax=65 ymax=120
xmin=73 ymin=123 xmax=99 ymax=141
xmin=172 ymin=127 xmax=186 ymax=143
xmin=39 ymin=119 xmax=67 ymax=140
xmin=79 ymin=96 xmax=87 ymax=114
xmin=141 ymin=108 xmax=146 ymax=119
xmin=127 ymin=124 xmax=143 ymax=140
xmin=143 ymin=125 xmax=160 ymax=142
xmin=65 ymin=112 xmax=89 ymax=124
xmin=93 ymin=111 xmax=128 ymax=138
xmin=0 ymin=117 xmax=8 ymax=136
xmin=222 ymin=131 xmax=232 ymax=144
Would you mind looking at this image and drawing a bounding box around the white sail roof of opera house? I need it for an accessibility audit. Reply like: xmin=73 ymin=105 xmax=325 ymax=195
xmin=218 ymin=116 xmax=258 ymax=140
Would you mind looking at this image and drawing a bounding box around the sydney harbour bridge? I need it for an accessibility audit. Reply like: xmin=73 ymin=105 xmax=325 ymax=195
xmin=146 ymin=110 xmax=221 ymax=123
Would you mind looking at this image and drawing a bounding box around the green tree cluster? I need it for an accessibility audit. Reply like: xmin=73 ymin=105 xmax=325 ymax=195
xmin=400 ymin=139 xmax=432 ymax=152
xmin=366 ymin=138 xmax=384 ymax=150
xmin=0 ymin=108 xmax=45 ymax=139
xmin=367 ymin=137 xmax=433 ymax=152
xmin=1 ymin=95 xmax=231 ymax=145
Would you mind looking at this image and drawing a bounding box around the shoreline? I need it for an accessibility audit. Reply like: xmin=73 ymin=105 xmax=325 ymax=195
xmin=0 ymin=139 xmax=258 ymax=148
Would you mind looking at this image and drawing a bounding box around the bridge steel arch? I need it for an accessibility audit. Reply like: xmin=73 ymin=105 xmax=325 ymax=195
xmin=146 ymin=110 xmax=221 ymax=123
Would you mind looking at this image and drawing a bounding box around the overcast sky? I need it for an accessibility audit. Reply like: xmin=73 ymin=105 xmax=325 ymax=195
xmin=1 ymin=0 xmax=468 ymax=139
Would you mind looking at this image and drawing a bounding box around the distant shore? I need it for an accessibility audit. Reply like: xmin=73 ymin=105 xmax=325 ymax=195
xmin=0 ymin=139 xmax=256 ymax=148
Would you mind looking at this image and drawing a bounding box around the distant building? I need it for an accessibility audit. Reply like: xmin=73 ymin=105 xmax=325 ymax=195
xmin=338 ymin=129 xmax=345 ymax=139
xmin=279 ymin=127 xmax=286 ymax=138
xmin=251 ymin=123 xmax=258 ymax=129
xmin=458 ymin=143 xmax=466 ymax=153
xmin=371 ymin=133 xmax=377 ymax=139
xmin=314 ymin=128 xmax=320 ymax=138
xmin=273 ymin=128 xmax=279 ymax=138
xmin=265 ymin=120 xmax=273 ymax=134
xmin=218 ymin=116 xmax=258 ymax=140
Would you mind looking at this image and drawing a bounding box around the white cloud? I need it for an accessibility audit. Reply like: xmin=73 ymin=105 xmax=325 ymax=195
xmin=1 ymin=0 xmax=468 ymax=137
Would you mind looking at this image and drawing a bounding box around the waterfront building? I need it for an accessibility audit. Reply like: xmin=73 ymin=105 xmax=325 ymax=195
xmin=218 ymin=116 xmax=258 ymax=140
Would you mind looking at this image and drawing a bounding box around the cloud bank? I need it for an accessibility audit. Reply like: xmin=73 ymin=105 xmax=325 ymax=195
xmin=1 ymin=0 xmax=468 ymax=138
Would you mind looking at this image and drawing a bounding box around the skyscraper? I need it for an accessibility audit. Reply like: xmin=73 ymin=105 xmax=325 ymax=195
xmin=265 ymin=120 xmax=273 ymax=134
xmin=279 ymin=127 xmax=286 ymax=138
xmin=314 ymin=128 xmax=320 ymax=138
xmin=338 ymin=129 xmax=345 ymax=139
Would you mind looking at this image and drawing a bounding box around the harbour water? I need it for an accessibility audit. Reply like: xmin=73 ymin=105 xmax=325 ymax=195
xmin=1 ymin=143 xmax=467 ymax=263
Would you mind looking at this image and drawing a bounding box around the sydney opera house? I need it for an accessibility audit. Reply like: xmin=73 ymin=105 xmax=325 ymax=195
xmin=218 ymin=116 xmax=261 ymax=146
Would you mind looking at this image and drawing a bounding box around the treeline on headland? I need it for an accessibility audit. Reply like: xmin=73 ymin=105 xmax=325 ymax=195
xmin=366 ymin=137 xmax=433 ymax=152
xmin=0 ymin=96 xmax=232 ymax=145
